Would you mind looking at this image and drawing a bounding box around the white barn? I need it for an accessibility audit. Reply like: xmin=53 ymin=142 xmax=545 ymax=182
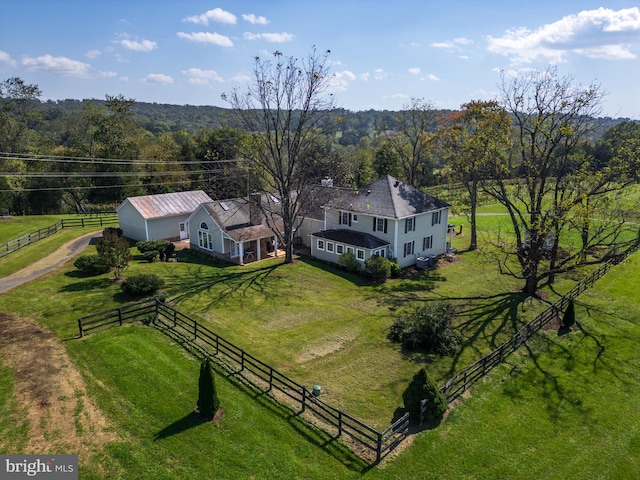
xmin=116 ymin=190 xmax=213 ymax=242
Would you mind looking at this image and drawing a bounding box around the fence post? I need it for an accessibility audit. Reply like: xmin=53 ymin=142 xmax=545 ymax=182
xmin=376 ymin=432 xmax=383 ymax=463
xmin=118 ymin=308 xmax=123 ymax=326
xmin=301 ymin=387 xmax=307 ymax=413
xmin=338 ymin=411 xmax=343 ymax=435
xmin=194 ymin=321 xmax=197 ymax=340
xmin=240 ymin=350 xmax=245 ymax=372
xmin=78 ymin=319 xmax=84 ymax=338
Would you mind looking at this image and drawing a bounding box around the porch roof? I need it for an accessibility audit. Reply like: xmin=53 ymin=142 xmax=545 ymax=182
xmin=311 ymin=229 xmax=390 ymax=250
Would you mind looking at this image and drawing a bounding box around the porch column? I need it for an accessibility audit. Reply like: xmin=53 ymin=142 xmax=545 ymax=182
xmin=239 ymin=242 xmax=244 ymax=265
xmin=256 ymin=239 xmax=262 ymax=261
xmin=273 ymin=236 xmax=278 ymax=258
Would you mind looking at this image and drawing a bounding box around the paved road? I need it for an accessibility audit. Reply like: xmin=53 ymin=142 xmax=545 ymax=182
xmin=0 ymin=230 xmax=101 ymax=294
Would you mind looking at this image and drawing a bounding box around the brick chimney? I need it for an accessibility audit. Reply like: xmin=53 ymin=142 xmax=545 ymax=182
xmin=249 ymin=192 xmax=262 ymax=226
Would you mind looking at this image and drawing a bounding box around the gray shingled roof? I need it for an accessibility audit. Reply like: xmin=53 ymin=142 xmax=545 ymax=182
xmin=199 ymin=195 xmax=283 ymax=242
xmin=118 ymin=190 xmax=213 ymax=219
xmin=326 ymin=175 xmax=449 ymax=219
xmin=311 ymin=229 xmax=390 ymax=249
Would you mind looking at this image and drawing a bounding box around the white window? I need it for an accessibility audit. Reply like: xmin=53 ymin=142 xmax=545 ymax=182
xmin=336 ymin=244 xmax=344 ymax=254
xmin=317 ymin=239 xmax=325 ymax=251
xmin=352 ymin=214 xmax=358 ymax=223
xmin=356 ymin=249 xmax=365 ymax=260
xmin=327 ymin=242 xmax=334 ymax=253
xmin=373 ymin=248 xmax=386 ymax=257
xmin=340 ymin=211 xmax=351 ymax=226
xmin=423 ymin=235 xmax=433 ymax=250
xmin=374 ymin=217 xmax=387 ymax=233
xmin=405 ymin=217 xmax=415 ymax=233
xmin=432 ymin=210 xmax=442 ymax=226
xmin=198 ymin=230 xmax=213 ymax=251
xmin=231 ymin=242 xmax=239 ymax=258
xmin=346 ymin=246 xmax=354 ymax=255
xmin=403 ymin=241 xmax=415 ymax=257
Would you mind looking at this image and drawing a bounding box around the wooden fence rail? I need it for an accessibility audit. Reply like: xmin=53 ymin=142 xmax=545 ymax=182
xmin=78 ymin=298 xmax=409 ymax=463
xmin=439 ymin=257 xmax=617 ymax=402
xmin=0 ymin=215 xmax=118 ymax=259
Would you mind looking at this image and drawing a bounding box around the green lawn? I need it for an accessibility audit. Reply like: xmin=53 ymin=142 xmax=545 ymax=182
xmin=1 ymin=213 xmax=639 ymax=477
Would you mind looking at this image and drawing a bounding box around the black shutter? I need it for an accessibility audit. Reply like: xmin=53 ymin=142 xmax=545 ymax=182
xmin=384 ymin=219 xmax=388 ymax=234
xmin=405 ymin=219 xmax=408 ymax=233
xmin=348 ymin=213 xmax=352 ymax=226
xmin=339 ymin=212 xmax=342 ymax=225
xmin=373 ymin=217 xmax=376 ymax=231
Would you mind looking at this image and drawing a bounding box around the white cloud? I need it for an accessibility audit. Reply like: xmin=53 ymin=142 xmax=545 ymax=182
xmin=230 ymin=73 xmax=250 ymax=83
xmin=453 ymin=37 xmax=473 ymax=45
xmin=243 ymin=32 xmax=294 ymax=43
xmin=85 ymin=49 xmax=101 ymax=59
xmin=391 ymin=93 xmax=409 ymax=100
xmin=120 ymin=39 xmax=157 ymax=52
xmin=0 ymin=50 xmax=17 ymax=67
xmin=431 ymin=41 xmax=455 ymax=50
xmin=183 ymin=8 xmax=236 ymax=26
xmin=142 ymin=73 xmax=174 ymax=85
xmin=408 ymin=67 xmax=421 ymax=75
xmin=182 ymin=68 xmax=224 ymax=84
xmin=99 ymin=71 xmax=117 ymax=78
xmin=177 ymin=32 xmax=234 ymax=47
xmin=22 ymin=54 xmax=90 ymax=77
xmin=426 ymin=74 xmax=440 ymax=81
xmin=329 ymin=70 xmax=356 ymax=91
xmin=487 ymin=7 xmax=640 ymax=63
xmin=360 ymin=72 xmax=370 ymax=81
xmin=374 ymin=68 xmax=389 ymax=80
xmin=242 ymin=13 xmax=269 ymax=25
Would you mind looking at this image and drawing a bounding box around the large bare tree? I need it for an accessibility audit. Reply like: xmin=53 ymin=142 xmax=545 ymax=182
xmin=484 ymin=68 xmax=638 ymax=295
xmin=222 ymin=48 xmax=336 ymax=263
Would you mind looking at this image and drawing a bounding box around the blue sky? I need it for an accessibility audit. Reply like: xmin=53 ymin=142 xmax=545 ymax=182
xmin=2 ymin=1 xmax=640 ymax=118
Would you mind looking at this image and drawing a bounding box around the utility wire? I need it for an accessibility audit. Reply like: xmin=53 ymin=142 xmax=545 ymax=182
xmin=0 ymin=152 xmax=249 ymax=166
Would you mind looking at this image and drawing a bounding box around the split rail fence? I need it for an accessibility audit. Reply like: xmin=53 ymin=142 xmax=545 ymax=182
xmin=0 ymin=215 xmax=118 ymax=258
xmin=77 ymin=247 xmax=632 ymax=462
xmin=439 ymin=256 xmax=617 ymax=402
xmin=78 ymin=298 xmax=409 ymax=463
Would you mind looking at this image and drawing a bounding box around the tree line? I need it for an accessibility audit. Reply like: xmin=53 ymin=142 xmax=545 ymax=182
xmin=1 ymin=48 xmax=640 ymax=294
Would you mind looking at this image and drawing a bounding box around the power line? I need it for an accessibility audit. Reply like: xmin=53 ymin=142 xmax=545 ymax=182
xmin=0 ymin=152 xmax=249 ymax=166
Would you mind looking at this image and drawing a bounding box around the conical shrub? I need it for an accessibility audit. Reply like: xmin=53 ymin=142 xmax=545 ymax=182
xmin=402 ymin=368 xmax=447 ymax=424
xmin=562 ymin=299 xmax=576 ymax=328
xmin=197 ymin=358 xmax=220 ymax=419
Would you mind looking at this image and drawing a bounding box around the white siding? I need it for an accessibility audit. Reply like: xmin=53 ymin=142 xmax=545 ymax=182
xmin=117 ymin=202 xmax=148 ymax=241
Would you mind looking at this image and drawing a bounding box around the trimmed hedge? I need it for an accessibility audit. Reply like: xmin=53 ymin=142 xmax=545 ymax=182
xmin=121 ymin=274 xmax=165 ymax=296
xmin=73 ymin=254 xmax=110 ymax=275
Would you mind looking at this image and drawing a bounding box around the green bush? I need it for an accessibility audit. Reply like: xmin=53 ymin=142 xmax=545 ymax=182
xmin=338 ymin=251 xmax=361 ymax=273
xmin=73 ymin=254 xmax=110 ymax=275
xmin=137 ymin=239 xmax=175 ymax=261
xmin=389 ymin=302 xmax=461 ymax=355
xmin=402 ymin=368 xmax=447 ymax=423
xmin=121 ymin=274 xmax=165 ymax=296
xmin=142 ymin=250 xmax=160 ymax=263
xmin=197 ymin=357 xmax=221 ymax=419
xmin=389 ymin=258 xmax=401 ymax=278
xmin=562 ymin=299 xmax=576 ymax=328
xmin=102 ymin=227 xmax=123 ymax=237
xmin=364 ymin=255 xmax=392 ymax=282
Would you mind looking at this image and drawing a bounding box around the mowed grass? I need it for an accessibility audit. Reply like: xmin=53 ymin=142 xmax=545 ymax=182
xmin=2 ymin=249 xmax=638 ymax=478
xmin=0 ymin=211 xmax=586 ymax=429
xmin=64 ymin=326 xmax=364 ymax=479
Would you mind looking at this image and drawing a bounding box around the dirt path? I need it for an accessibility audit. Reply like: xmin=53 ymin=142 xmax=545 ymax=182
xmin=0 ymin=230 xmax=102 ymax=294
xmin=0 ymin=312 xmax=118 ymax=458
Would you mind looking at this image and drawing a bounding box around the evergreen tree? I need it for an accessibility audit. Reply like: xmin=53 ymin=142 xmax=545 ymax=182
xmin=563 ymin=299 xmax=576 ymax=329
xmin=197 ymin=358 xmax=220 ymax=419
xmin=402 ymin=368 xmax=447 ymax=424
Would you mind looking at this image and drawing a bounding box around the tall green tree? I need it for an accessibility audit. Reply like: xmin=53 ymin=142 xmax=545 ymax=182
xmin=486 ymin=68 xmax=634 ymax=295
xmin=0 ymin=77 xmax=42 ymax=153
xmin=197 ymin=358 xmax=220 ymax=420
xmin=385 ymin=97 xmax=439 ymax=187
xmin=223 ymin=48 xmax=336 ymax=264
xmin=439 ymin=100 xmax=512 ymax=251
xmin=96 ymin=231 xmax=131 ymax=280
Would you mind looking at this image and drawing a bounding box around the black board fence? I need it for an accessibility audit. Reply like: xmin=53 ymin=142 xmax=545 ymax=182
xmin=77 ymin=298 xmax=409 ymax=463
xmin=0 ymin=215 xmax=118 ymax=258
xmin=439 ymin=257 xmax=616 ymax=403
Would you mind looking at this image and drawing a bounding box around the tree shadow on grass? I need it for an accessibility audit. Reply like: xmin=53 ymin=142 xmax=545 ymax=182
xmin=150 ymin=323 xmax=370 ymax=472
xmin=162 ymin=262 xmax=283 ymax=310
xmin=59 ymin=277 xmax=113 ymax=292
xmin=154 ymin=411 xmax=203 ymax=440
